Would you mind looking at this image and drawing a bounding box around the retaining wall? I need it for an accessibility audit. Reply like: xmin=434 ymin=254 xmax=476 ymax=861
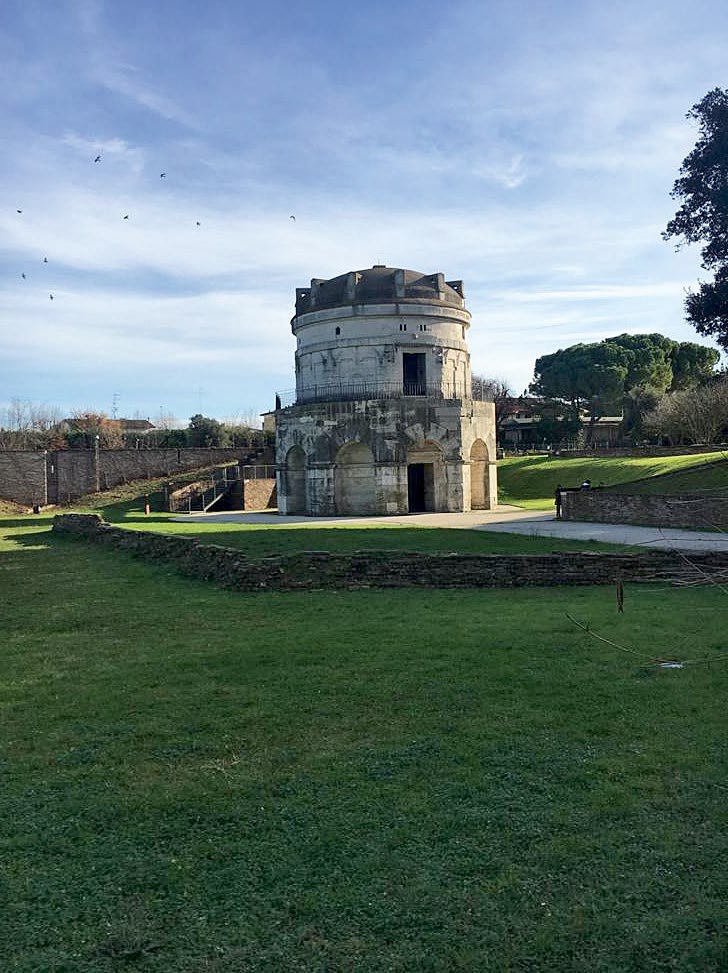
xmin=52 ymin=514 xmax=728 ymax=591
xmin=562 ymin=490 xmax=728 ymax=531
xmin=243 ymin=478 xmax=276 ymax=510
xmin=0 ymin=448 xmax=253 ymax=505
xmin=0 ymin=452 xmax=47 ymax=506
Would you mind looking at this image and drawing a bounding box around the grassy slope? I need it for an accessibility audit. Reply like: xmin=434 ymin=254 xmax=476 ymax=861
xmin=609 ymin=458 xmax=728 ymax=494
xmin=497 ymin=452 xmax=728 ymax=510
xmin=2 ymin=518 xmax=727 ymax=972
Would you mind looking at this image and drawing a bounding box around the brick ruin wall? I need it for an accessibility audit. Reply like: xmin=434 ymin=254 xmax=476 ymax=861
xmin=562 ymin=490 xmax=728 ymax=531
xmin=53 ymin=514 xmax=728 ymax=591
xmin=0 ymin=448 xmax=252 ymax=506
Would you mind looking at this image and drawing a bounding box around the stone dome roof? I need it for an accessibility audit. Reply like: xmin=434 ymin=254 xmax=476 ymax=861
xmin=294 ymin=265 xmax=465 ymax=316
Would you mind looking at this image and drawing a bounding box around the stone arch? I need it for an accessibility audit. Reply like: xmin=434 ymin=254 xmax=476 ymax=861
xmin=470 ymin=438 xmax=490 ymax=510
xmin=334 ymin=441 xmax=376 ymax=515
xmin=284 ymin=445 xmax=307 ymax=514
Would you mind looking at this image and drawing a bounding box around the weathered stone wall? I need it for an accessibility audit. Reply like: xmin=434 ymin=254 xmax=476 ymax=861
xmin=562 ymin=489 xmax=728 ymax=530
xmin=293 ymin=302 xmax=473 ymax=400
xmin=242 ymin=478 xmax=276 ymax=510
xmin=0 ymin=451 xmax=47 ymax=506
xmin=53 ymin=513 xmax=728 ymax=590
xmin=0 ymin=448 xmax=252 ymax=504
xmin=276 ymin=397 xmax=496 ymax=515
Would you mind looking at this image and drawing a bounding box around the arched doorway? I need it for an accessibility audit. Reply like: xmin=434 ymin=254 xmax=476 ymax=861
xmin=470 ymin=439 xmax=489 ymax=509
xmin=284 ymin=446 xmax=307 ymax=514
xmin=334 ymin=442 xmax=376 ymax=515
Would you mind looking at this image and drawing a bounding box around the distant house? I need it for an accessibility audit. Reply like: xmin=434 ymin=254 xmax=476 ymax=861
xmin=117 ymin=419 xmax=155 ymax=435
xmin=60 ymin=417 xmax=155 ymax=435
xmin=499 ymin=399 xmax=623 ymax=448
xmin=261 ymin=411 xmax=276 ymax=436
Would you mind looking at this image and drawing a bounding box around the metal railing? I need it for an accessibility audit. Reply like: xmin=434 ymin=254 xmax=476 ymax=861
xmin=276 ymin=382 xmax=479 ymax=407
xmin=169 ymin=464 xmax=241 ymax=513
xmin=241 ymin=464 xmax=276 ymax=480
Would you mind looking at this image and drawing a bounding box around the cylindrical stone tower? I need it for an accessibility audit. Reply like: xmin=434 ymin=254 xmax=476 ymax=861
xmin=275 ymin=265 xmax=497 ymax=516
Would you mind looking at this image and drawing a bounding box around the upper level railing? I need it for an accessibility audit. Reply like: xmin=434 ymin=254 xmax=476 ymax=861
xmin=275 ymin=381 xmax=492 ymax=408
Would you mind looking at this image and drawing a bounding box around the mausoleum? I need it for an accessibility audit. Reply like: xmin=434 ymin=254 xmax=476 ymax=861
xmin=275 ymin=265 xmax=497 ymax=515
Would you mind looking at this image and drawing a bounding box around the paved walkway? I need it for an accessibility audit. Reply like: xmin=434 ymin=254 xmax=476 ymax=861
xmin=174 ymin=506 xmax=728 ymax=552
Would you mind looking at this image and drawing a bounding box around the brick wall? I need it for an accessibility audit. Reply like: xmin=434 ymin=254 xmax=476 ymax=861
xmin=53 ymin=514 xmax=728 ymax=590
xmin=0 ymin=448 xmax=254 ymax=504
xmin=562 ymin=489 xmax=728 ymax=530
xmin=0 ymin=452 xmax=47 ymax=506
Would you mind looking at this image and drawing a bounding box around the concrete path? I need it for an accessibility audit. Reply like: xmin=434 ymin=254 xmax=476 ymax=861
xmin=173 ymin=506 xmax=728 ymax=552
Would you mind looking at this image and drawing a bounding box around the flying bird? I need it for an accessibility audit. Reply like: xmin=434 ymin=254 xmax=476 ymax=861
xmin=195 ymin=221 xmax=201 ymax=226
xmin=123 ymin=214 xmax=129 ymax=219
xmin=16 ymin=209 xmax=22 ymax=214
xmin=160 ymin=172 xmax=166 ymax=178
xmin=94 ymin=155 xmax=101 ymax=162
xmin=21 ymin=273 xmax=26 ymax=279
xmin=49 ymin=294 xmax=54 ymax=300
xmin=289 ymin=215 xmax=296 ymax=221
xmin=43 ymin=257 xmax=48 ymax=263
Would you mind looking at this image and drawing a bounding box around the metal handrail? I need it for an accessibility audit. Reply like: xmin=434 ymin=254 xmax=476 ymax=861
xmin=241 ymin=465 xmax=276 ymax=479
xmin=275 ymin=381 xmax=483 ymax=408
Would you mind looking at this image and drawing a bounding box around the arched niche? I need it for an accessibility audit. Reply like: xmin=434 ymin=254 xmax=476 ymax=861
xmin=284 ymin=445 xmax=307 ymax=514
xmin=469 ymin=438 xmax=490 ymax=510
xmin=334 ymin=441 xmax=376 ymax=515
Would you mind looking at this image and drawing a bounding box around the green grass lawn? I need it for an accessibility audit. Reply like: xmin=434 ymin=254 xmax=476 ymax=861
xmin=86 ymin=515 xmax=623 ymax=557
xmin=62 ymin=486 xmax=630 ymax=556
xmin=2 ymin=517 xmax=728 ymax=971
xmin=497 ymin=452 xmax=728 ymax=510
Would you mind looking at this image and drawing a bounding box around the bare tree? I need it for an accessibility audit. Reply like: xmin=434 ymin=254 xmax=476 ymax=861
xmin=471 ymin=375 xmax=514 ymax=433
xmin=643 ymin=379 xmax=728 ymax=443
xmin=153 ymin=408 xmax=179 ymax=431
xmin=0 ymin=398 xmax=62 ymax=448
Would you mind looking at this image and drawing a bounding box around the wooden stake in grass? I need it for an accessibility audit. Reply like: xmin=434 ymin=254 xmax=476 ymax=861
xmin=616 ymin=573 xmax=624 ymax=613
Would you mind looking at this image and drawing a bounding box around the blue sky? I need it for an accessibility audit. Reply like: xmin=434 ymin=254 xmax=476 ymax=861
xmin=2 ymin=0 xmax=727 ymax=426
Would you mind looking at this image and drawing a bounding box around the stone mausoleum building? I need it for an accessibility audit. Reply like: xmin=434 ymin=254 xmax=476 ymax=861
xmin=275 ymin=265 xmax=497 ymax=516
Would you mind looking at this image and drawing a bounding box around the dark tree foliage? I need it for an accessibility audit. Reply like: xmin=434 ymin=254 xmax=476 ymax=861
xmin=534 ymin=402 xmax=582 ymax=447
xmin=670 ymin=340 xmax=720 ymax=388
xmin=622 ymin=385 xmax=664 ymax=441
xmin=530 ymin=343 xmax=627 ymax=444
xmin=532 ymin=334 xmax=717 ymax=404
xmin=605 ymin=333 xmax=676 ymax=391
xmin=530 ymin=334 xmax=719 ymax=444
xmin=663 ymin=88 xmax=728 ymax=348
xmin=187 ymin=414 xmax=229 ymax=448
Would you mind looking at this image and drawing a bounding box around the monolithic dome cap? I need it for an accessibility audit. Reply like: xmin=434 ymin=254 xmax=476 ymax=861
xmin=294 ymin=265 xmax=465 ymax=315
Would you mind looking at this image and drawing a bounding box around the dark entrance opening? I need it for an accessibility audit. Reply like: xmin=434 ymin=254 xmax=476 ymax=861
xmin=408 ymin=464 xmax=425 ymax=511
xmin=403 ymin=353 xmax=426 ymax=395
xmin=408 ymin=463 xmax=435 ymax=512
